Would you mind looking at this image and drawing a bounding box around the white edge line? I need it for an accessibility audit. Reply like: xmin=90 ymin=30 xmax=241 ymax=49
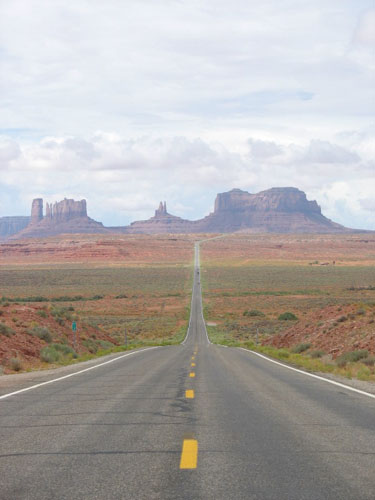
xmin=0 ymin=346 xmax=161 ymax=401
xmin=197 ymin=242 xmax=211 ymax=344
xmin=238 ymin=347 xmax=375 ymax=400
xmin=181 ymin=243 xmax=196 ymax=345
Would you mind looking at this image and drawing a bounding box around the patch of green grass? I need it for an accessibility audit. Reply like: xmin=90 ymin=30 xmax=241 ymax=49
xmin=243 ymin=309 xmax=265 ymax=317
xmin=0 ymin=322 xmax=15 ymax=337
xmin=27 ymin=326 xmax=52 ymax=343
xmin=278 ymin=312 xmax=298 ymax=321
xmin=291 ymin=343 xmax=311 ymax=354
xmin=336 ymin=350 xmax=369 ymax=367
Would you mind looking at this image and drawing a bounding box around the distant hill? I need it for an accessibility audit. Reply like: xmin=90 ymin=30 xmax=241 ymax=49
xmin=0 ymin=216 xmax=30 ymax=240
xmin=3 ymin=187 xmax=363 ymax=239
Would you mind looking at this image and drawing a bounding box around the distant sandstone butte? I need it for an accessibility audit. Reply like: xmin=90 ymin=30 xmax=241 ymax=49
xmin=125 ymin=187 xmax=349 ymax=234
xmin=14 ymin=198 xmax=108 ymax=239
xmin=0 ymin=216 xmax=30 ymax=239
xmin=195 ymin=187 xmax=347 ymax=233
xmin=4 ymin=187 xmax=356 ymax=239
xmin=125 ymin=201 xmax=195 ymax=234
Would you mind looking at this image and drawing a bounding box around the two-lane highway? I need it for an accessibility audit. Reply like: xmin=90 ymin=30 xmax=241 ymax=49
xmin=1 ymin=242 xmax=375 ymax=499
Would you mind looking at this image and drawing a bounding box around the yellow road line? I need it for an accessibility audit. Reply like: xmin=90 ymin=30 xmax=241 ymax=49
xmin=185 ymin=390 xmax=194 ymax=398
xmin=189 ymin=372 xmax=195 ymax=378
xmin=191 ymin=362 xmax=196 ymax=367
xmin=191 ymin=356 xmax=195 ymax=360
xmin=179 ymin=439 xmax=198 ymax=469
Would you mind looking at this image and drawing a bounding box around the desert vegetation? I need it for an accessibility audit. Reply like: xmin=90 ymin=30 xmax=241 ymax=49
xmin=201 ymin=233 xmax=375 ymax=381
xmin=0 ymin=234 xmax=195 ymax=373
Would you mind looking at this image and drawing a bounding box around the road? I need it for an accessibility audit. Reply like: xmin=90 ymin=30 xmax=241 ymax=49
xmin=1 ymin=242 xmax=375 ymax=499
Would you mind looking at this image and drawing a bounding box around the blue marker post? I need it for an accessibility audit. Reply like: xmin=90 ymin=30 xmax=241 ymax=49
xmin=72 ymin=321 xmax=77 ymax=351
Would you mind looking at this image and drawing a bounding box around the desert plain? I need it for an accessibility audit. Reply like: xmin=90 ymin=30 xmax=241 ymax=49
xmin=1 ymin=232 xmax=375 ymax=381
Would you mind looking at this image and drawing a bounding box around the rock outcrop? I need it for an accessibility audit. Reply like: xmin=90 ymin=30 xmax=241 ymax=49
xmin=125 ymin=202 xmax=195 ymax=234
xmin=13 ymin=198 xmax=108 ymax=239
xmin=30 ymin=199 xmax=43 ymax=225
xmin=195 ymin=187 xmax=347 ymax=233
xmin=4 ymin=187 xmax=359 ymax=239
xmin=0 ymin=216 xmax=30 ymax=239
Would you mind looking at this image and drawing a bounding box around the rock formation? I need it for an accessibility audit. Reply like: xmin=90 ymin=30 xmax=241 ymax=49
xmin=0 ymin=216 xmax=30 ymax=239
xmin=125 ymin=201 xmax=195 ymax=234
xmin=4 ymin=187 xmax=361 ymax=239
xmin=13 ymin=198 xmax=108 ymax=239
xmin=30 ymin=199 xmax=43 ymax=224
xmin=195 ymin=187 xmax=347 ymax=233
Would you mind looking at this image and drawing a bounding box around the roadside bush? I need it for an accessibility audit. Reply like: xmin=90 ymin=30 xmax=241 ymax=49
xmin=115 ymin=294 xmax=128 ymax=299
xmin=357 ymin=366 xmax=371 ymax=381
xmin=310 ymin=350 xmax=325 ymax=359
xmin=52 ymin=343 xmax=77 ymax=357
xmin=37 ymin=310 xmax=48 ymax=318
xmin=97 ymin=340 xmax=114 ymax=350
xmin=336 ymin=350 xmax=369 ymax=367
xmin=27 ymin=326 xmax=52 ymax=343
xmin=291 ymin=343 xmax=311 ymax=354
xmin=243 ymin=310 xmax=265 ymax=317
xmin=278 ymin=349 xmax=290 ymax=359
xmin=82 ymin=338 xmax=98 ymax=353
xmin=337 ymin=315 xmax=348 ymax=323
xmin=0 ymin=322 xmax=15 ymax=337
xmin=278 ymin=312 xmax=298 ymax=321
xmin=361 ymin=356 xmax=375 ymax=367
xmin=9 ymin=358 xmax=22 ymax=371
xmin=40 ymin=346 xmax=60 ymax=363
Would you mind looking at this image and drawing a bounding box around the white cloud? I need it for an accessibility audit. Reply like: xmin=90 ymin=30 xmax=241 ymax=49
xmin=0 ymin=1 xmax=374 ymax=228
xmin=354 ymin=9 xmax=375 ymax=45
xmin=0 ymin=132 xmax=373 ymax=229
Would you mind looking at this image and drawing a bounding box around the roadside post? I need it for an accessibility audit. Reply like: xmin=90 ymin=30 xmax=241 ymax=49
xmin=72 ymin=321 xmax=77 ymax=351
xmin=256 ymin=328 xmax=259 ymax=346
xmin=124 ymin=328 xmax=128 ymax=347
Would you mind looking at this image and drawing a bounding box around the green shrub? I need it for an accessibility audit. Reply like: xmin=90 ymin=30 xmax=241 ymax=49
xmin=37 ymin=310 xmax=48 ymax=318
xmin=336 ymin=350 xmax=369 ymax=367
xmin=9 ymin=358 xmax=22 ymax=371
xmin=357 ymin=366 xmax=371 ymax=381
xmin=115 ymin=294 xmax=128 ymax=299
xmin=27 ymin=326 xmax=52 ymax=343
xmin=243 ymin=310 xmax=265 ymax=317
xmin=337 ymin=315 xmax=347 ymax=322
xmin=0 ymin=322 xmax=15 ymax=337
xmin=40 ymin=346 xmax=60 ymax=363
xmin=82 ymin=338 xmax=98 ymax=353
xmin=361 ymin=356 xmax=375 ymax=367
xmin=278 ymin=312 xmax=298 ymax=321
xmin=98 ymin=340 xmax=114 ymax=350
xmin=310 ymin=350 xmax=325 ymax=358
xmin=291 ymin=343 xmax=311 ymax=354
xmin=52 ymin=343 xmax=76 ymax=356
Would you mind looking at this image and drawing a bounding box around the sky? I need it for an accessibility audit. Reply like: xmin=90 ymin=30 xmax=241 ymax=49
xmin=0 ymin=0 xmax=374 ymax=229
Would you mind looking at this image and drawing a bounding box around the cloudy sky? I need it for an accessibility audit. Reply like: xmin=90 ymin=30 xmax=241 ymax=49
xmin=0 ymin=0 xmax=374 ymax=228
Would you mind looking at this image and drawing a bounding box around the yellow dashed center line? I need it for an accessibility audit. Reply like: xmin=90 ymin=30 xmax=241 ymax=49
xmin=185 ymin=389 xmax=194 ymax=399
xmin=180 ymin=439 xmax=198 ymax=469
xmin=191 ymin=356 xmax=195 ymax=360
xmin=189 ymin=372 xmax=195 ymax=378
xmin=191 ymin=362 xmax=196 ymax=367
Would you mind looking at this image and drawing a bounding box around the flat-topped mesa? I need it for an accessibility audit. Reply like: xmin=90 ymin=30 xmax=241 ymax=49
xmin=214 ymin=187 xmax=321 ymax=214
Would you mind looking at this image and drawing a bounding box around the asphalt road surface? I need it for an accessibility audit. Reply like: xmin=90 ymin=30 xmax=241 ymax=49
xmin=1 ymin=243 xmax=375 ymax=499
